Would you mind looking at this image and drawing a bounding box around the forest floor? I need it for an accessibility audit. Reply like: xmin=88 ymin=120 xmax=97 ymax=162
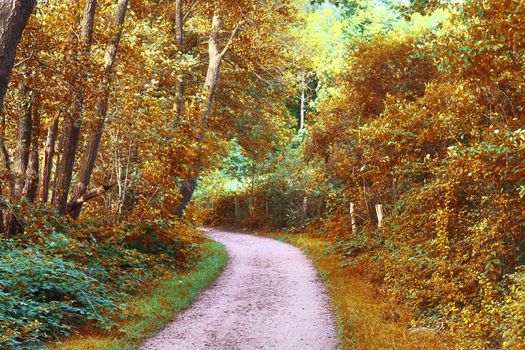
xmin=139 ymin=227 xmax=339 ymax=350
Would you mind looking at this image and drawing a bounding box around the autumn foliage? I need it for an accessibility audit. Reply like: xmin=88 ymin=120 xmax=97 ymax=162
xmin=306 ymin=1 xmax=524 ymax=348
xmin=0 ymin=0 xmax=524 ymax=348
xmin=0 ymin=0 xmax=295 ymax=348
xmin=209 ymin=1 xmax=525 ymax=348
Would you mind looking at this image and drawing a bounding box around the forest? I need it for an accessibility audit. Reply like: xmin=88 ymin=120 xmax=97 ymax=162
xmin=0 ymin=0 xmax=523 ymax=349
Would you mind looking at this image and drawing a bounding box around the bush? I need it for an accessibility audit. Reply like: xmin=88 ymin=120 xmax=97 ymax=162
xmin=0 ymin=213 xmax=197 ymax=349
xmin=0 ymin=243 xmax=112 ymax=348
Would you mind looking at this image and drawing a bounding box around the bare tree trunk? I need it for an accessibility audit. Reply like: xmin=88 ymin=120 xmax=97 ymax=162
xmin=52 ymin=111 xmax=80 ymax=213
xmin=248 ymin=196 xmax=254 ymax=218
xmin=21 ymin=89 xmax=40 ymax=202
xmin=362 ymin=179 xmax=370 ymax=217
xmin=66 ymin=184 xmax=112 ymax=214
xmin=174 ymin=176 xmax=198 ymax=216
xmin=202 ymin=13 xmax=225 ymax=125
xmin=12 ymin=82 xmax=31 ymax=195
xmin=350 ymin=201 xmax=357 ymax=233
xmin=300 ymin=88 xmax=305 ymax=130
xmin=301 ymin=195 xmax=308 ymax=222
xmin=52 ymin=0 xmax=97 ymax=214
xmin=0 ymin=178 xmax=3 ymax=234
xmin=0 ymin=111 xmax=11 ymax=233
xmin=112 ymin=140 xmax=135 ymax=220
xmin=70 ymin=0 xmax=128 ymax=218
xmin=50 ymin=129 xmax=62 ymax=204
xmin=299 ymin=74 xmax=306 ymax=131
xmin=375 ymin=204 xmax=384 ymax=228
xmin=0 ymin=201 xmax=4 ymax=233
xmin=234 ymin=197 xmax=239 ymax=224
xmin=0 ymin=121 xmax=4 ymax=234
xmin=0 ymin=0 xmax=36 ymax=111
xmin=173 ymin=11 xmax=241 ymax=216
xmin=38 ymin=112 xmax=59 ymax=203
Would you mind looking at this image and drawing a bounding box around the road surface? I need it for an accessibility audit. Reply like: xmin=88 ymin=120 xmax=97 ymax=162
xmin=139 ymin=228 xmax=338 ymax=350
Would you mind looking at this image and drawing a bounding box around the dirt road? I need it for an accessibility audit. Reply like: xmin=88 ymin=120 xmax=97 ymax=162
xmin=139 ymin=228 xmax=338 ymax=350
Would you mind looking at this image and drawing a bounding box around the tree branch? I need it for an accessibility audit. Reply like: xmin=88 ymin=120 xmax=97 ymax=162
xmin=66 ymin=184 xmax=113 ymax=214
xmin=14 ymin=50 xmax=34 ymax=68
xmin=182 ymin=0 xmax=198 ymax=22
xmin=219 ymin=21 xmax=243 ymax=59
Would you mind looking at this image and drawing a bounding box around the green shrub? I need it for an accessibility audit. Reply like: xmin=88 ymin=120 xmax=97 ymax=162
xmin=0 ymin=211 xmax=197 ymax=349
xmin=0 ymin=244 xmax=112 ymax=349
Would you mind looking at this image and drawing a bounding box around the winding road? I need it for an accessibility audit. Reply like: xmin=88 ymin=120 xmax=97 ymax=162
xmin=139 ymin=228 xmax=338 ymax=350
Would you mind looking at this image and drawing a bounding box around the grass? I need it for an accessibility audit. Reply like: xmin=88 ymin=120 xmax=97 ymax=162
xmin=49 ymin=241 xmax=228 ymax=350
xmin=277 ymin=233 xmax=453 ymax=350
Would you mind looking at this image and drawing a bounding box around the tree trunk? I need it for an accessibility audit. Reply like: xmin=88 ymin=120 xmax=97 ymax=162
xmin=173 ymin=11 xmax=241 ymax=216
xmin=0 ymin=0 xmax=36 ymax=111
xmin=70 ymin=0 xmax=128 ymax=218
xmin=112 ymin=140 xmax=136 ymax=220
xmin=202 ymin=13 xmax=224 ymax=126
xmin=173 ymin=175 xmax=198 ymax=216
xmin=52 ymin=0 xmax=97 ymax=214
xmin=301 ymin=195 xmax=308 ymax=222
xmin=66 ymin=184 xmax=112 ymax=214
xmin=38 ymin=112 xmax=59 ymax=203
xmin=248 ymin=196 xmax=254 ymax=218
xmin=300 ymin=75 xmax=306 ymax=130
xmin=12 ymin=82 xmax=31 ymax=196
xmin=173 ymin=0 xmax=184 ymax=119
xmin=375 ymin=204 xmax=384 ymax=227
xmin=350 ymin=201 xmax=357 ymax=233
xmin=7 ymin=81 xmax=32 ymax=235
xmin=21 ymin=89 xmax=40 ymax=202
xmin=234 ymin=197 xmax=240 ymax=224
xmin=0 ymin=111 xmax=10 ymax=234
xmin=0 ymin=134 xmax=4 ymax=234
xmin=0 ymin=201 xmax=4 ymax=234
xmin=52 ymin=116 xmax=80 ymax=213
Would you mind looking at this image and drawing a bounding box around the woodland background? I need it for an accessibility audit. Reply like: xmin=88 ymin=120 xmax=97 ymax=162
xmin=0 ymin=0 xmax=523 ymax=349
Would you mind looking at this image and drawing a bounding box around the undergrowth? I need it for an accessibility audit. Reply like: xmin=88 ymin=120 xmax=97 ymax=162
xmin=51 ymin=240 xmax=227 ymax=350
xmin=276 ymin=232 xmax=454 ymax=350
xmin=0 ymin=208 xmax=213 ymax=349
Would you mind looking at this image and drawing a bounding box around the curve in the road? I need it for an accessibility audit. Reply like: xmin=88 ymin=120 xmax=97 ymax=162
xmin=139 ymin=228 xmax=339 ymax=350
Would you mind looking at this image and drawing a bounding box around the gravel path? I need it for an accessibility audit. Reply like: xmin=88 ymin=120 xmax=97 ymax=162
xmin=139 ymin=228 xmax=339 ymax=350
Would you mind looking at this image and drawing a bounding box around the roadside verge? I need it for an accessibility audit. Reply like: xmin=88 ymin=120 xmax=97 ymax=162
xmin=52 ymin=241 xmax=228 ymax=350
xmin=268 ymin=232 xmax=452 ymax=350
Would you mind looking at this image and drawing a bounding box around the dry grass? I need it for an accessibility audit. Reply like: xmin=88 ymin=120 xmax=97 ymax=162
xmin=279 ymin=233 xmax=454 ymax=350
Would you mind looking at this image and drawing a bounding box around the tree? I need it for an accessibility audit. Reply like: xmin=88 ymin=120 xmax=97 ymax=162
xmin=0 ymin=0 xmax=36 ymax=111
xmin=52 ymin=0 xmax=97 ymax=214
xmin=69 ymin=0 xmax=129 ymax=218
xmin=173 ymin=8 xmax=242 ymax=216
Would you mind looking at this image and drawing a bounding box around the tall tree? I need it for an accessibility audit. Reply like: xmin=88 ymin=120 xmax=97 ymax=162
xmin=69 ymin=0 xmax=129 ymax=218
xmin=173 ymin=0 xmax=184 ymax=119
xmin=38 ymin=112 xmax=59 ymax=203
xmin=21 ymin=89 xmax=40 ymax=202
xmin=6 ymin=80 xmax=32 ymax=235
xmin=0 ymin=0 xmax=36 ymax=111
xmin=52 ymin=0 xmax=97 ymax=213
xmin=173 ymin=8 xmax=242 ymax=216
